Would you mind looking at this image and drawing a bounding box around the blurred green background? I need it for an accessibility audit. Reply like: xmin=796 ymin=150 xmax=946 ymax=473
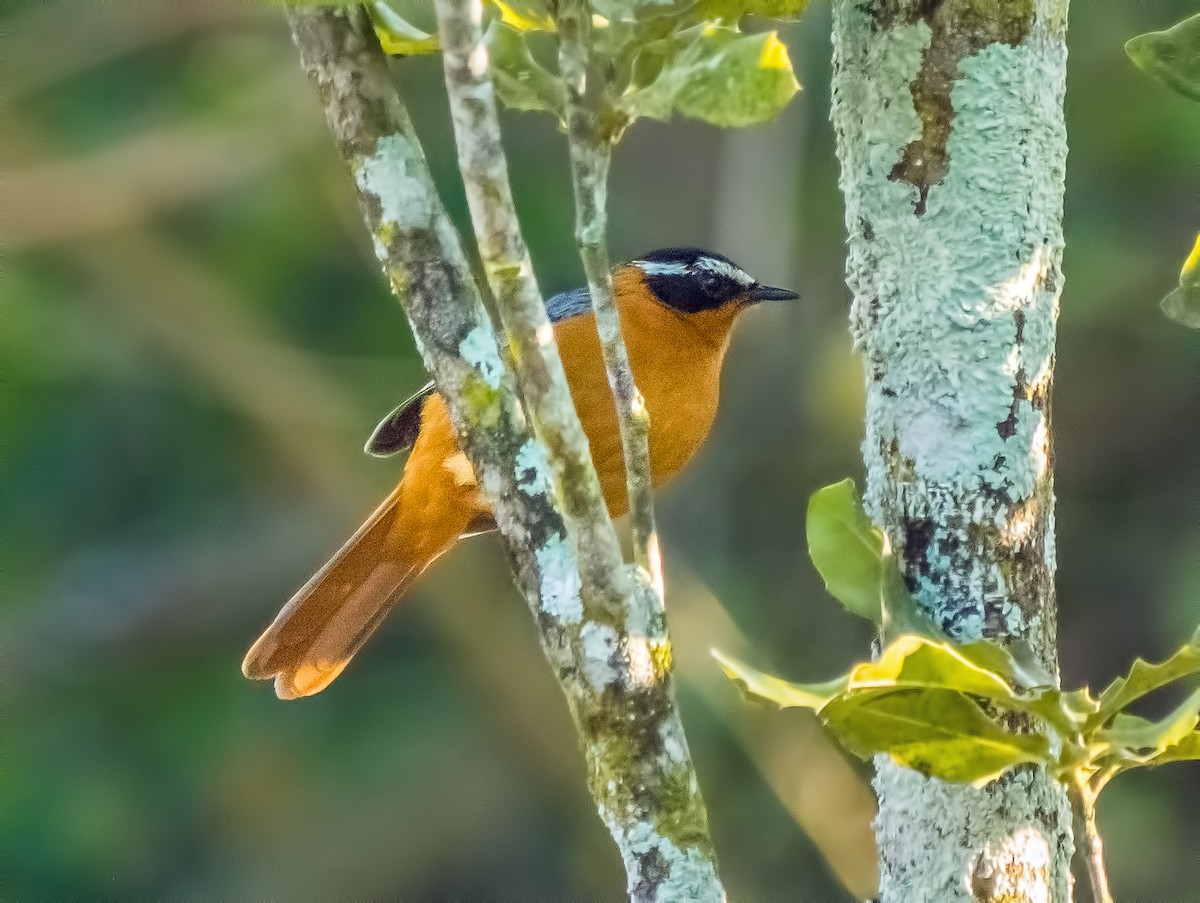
xmin=5 ymin=1 xmax=1198 ymax=899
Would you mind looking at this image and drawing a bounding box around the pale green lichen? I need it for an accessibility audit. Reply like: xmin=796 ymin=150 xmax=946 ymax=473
xmin=882 ymin=0 xmax=1035 ymax=211
xmin=515 ymin=437 xmax=555 ymax=497
xmin=535 ymin=532 xmax=583 ymax=624
xmin=578 ymin=693 xmax=717 ymax=899
xmin=658 ymin=718 xmax=688 ymax=765
xmin=458 ymin=324 xmax=505 ymax=389
xmin=847 ymin=38 xmax=1064 ymax=502
xmin=354 ymin=134 xmax=434 ymax=229
xmin=602 ymin=810 xmax=721 ymax=902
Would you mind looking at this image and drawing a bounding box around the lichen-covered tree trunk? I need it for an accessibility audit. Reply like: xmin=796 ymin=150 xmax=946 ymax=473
xmin=830 ymin=2 xmax=1074 ymax=900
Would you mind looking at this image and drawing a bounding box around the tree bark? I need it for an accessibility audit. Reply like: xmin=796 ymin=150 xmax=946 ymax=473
xmin=830 ymin=2 xmax=1074 ymax=900
xmin=284 ymin=7 xmax=722 ymax=900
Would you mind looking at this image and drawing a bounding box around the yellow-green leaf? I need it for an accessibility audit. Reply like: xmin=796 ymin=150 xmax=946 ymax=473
xmin=1024 ymin=686 xmax=1101 ymax=741
xmin=1125 ymin=13 xmax=1200 ymax=103
xmin=823 ymin=689 xmax=1052 ymax=787
xmin=369 ymin=1 xmax=440 ymax=55
xmin=1147 ymin=729 xmax=1200 ymax=766
xmin=848 ymin=635 xmax=1020 ymax=702
xmin=1161 ymin=232 xmax=1200 ymax=329
xmin=1101 ymin=687 xmax=1200 ymax=754
xmin=591 ymin=0 xmax=678 ymax=23
xmin=696 ymin=0 xmax=809 ymax=23
xmin=620 ymin=25 xmax=799 ymax=127
xmin=1095 ymin=625 xmax=1200 ymax=726
xmin=712 ymin=649 xmax=847 ymax=710
xmin=716 ymin=635 xmax=1034 ymax=713
xmin=489 ymin=0 xmax=555 ymax=32
xmin=959 ymin=638 xmax=1055 ymax=691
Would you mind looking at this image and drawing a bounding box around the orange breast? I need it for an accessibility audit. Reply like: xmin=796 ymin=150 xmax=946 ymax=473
xmin=408 ymin=268 xmax=740 ymax=521
xmin=553 ymin=267 xmax=739 ymax=517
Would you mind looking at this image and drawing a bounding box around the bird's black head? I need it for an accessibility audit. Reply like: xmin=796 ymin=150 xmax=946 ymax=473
xmin=632 ymin=247 xmax=799 ymax=314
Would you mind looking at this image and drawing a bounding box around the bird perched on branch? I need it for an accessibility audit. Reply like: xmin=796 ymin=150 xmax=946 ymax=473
xmin=243 ymin=248 xmax=799 ymax=699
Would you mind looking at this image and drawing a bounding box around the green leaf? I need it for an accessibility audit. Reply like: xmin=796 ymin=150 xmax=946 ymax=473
xmin=696 ymin=0 xmax=810 ymax=23
xmin=485 ymin=23 xmax=566 ymax=117
xmin=620 ymin=25 xmax=799 ymax=127
xmin=591 ymin=0 xmax=679 ymax=23
xmin=1125 ymin=13 xmax=1200 ymax=103
xmin=1057 ymin=686 xmax=1103 ymax=723
xmin=1094 ymin=626 xmax=1200 ymax=725
xmin=1147 ymin=730 xmax=1200 ymax=766
xmin=802 ymin=479 xmax=943 ymax=639
xmin=489 ymin=0 xmax=555 ymax=32
xmin=718 ymin=635 xmax=1034 ymax=712
xmin=712 ymin=649 xmax=847 ymax=710
xmin=1101 ymin=687 xmax=1200 ymax=754
xmin=849 ymin=635 xmax=1021 ymax=702
xmin=714 ymin=642 xmax=1051 ymax=786
xmin=823 ymin=689 xmax=1052 ymax=787
xmin=1160 ymin=232 xmax=1200 ymax=329
xmin=369 ymin=1 xmax=440 ymax=55
xmin=959 ymin=638 xmax=1055 ymax=692
xmin=1023 ymin=686 xmax=1101 ymax=743
xmin=804 ymin=479 xmax=886 ymax=622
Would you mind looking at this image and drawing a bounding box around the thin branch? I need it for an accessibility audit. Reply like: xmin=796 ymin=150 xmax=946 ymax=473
xmin=1073 ymin=777 xmax=1114 ymax=903
xmin=285 ymin=6 xmax=722 ymax=900
xmin=432 ymin=0 xmax=619 ymax=594
xmin=555 ymin=0 xmax=664 ymax=602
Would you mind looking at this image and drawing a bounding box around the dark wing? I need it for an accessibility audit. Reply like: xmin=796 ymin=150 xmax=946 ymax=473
xmin=364 ymin=381 xmax=435 ymax=457
xmin=366 ymin=289 xmax=587 ymax=457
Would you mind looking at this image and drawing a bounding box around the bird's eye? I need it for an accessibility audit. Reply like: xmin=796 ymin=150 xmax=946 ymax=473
xmin=699 ymin=272 xmax=721 ymax=295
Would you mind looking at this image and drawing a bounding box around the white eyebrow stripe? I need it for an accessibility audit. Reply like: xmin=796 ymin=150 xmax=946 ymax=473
xmin=697 ymin=256 xmax=753 ymax=285
xmin=634 ymin=260 xmax=690 ymax=276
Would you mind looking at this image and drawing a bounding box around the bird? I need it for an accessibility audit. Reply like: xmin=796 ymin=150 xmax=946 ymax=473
xmin=242 ymin=248 xmax=799 ymax=699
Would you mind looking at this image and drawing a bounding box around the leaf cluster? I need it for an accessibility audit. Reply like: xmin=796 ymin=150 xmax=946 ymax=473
xmin=1124 ymin=13 xmax=1200 ymax=330
xmin=715 ymin=479 xmax=1200 ymax=797
xmin=1125 ymin=13 xmax=1200 ymax=104
xmin=368 ymin=0 xmax=806 ymax=132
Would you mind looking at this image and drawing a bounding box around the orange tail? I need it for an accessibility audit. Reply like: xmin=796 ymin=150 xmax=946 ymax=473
xmin=242 ymin=481 xmax=466 ymax=699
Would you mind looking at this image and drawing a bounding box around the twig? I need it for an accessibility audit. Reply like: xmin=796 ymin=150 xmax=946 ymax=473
xmin=555 ymin=0 xmax=664 ymax=602
xmin=432 ymin=0 xmax=618 ymax=590
xmin=1073 ymin=776 xmax=1114 ymax=903
xmin=286 ymin=6 xmax=723 ymax=900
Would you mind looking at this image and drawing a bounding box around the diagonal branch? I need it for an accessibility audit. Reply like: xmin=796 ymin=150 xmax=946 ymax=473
xmin=555 ymin=0 xmax=664 ymax=601
xmin=284 ymin=6 xmax=722 ymax=900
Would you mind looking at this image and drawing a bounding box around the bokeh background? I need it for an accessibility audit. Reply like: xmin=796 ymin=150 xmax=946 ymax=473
xmin=5 ymin=1 xmax=1199 ymax=899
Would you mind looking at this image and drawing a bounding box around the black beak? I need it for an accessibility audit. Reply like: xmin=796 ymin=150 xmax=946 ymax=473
xmin=748 ymin=283 xmax=800 ymax=303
